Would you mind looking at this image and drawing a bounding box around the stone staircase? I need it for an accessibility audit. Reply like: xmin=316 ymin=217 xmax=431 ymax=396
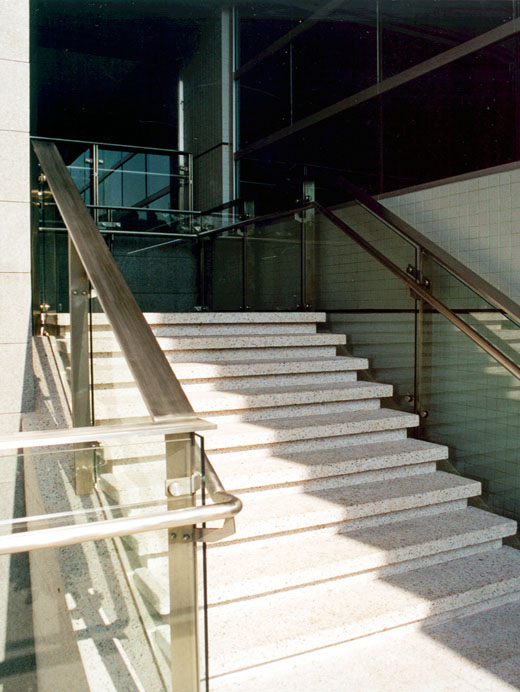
xmin=55 ymin=311 xmax=520 ymax=686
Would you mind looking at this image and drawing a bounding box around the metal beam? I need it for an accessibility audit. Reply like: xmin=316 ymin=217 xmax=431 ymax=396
xmin=236 ymin=17 xmax=520 ymax=158
xmin=234 ymin=0 xmax=348 ymax=80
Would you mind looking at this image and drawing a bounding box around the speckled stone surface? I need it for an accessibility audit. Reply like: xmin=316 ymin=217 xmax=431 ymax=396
xmin=92 ymin=356 xmax=369 ymax=385
xmin=55 ymin=311 xmax=327 ymax=325
xmin=45 ymin=311 xmax=520 ymax=686
xmin=133 ymin=508 xmax=515 ymax=614
xmin=94 ymin=381 xmax=392 ymax=422
xmin=203 ymin=409 xmax=419 ymax=451
xmin=200 ymin=548 xmax=520 ymax=675
xmin=84 ymin=332 xmax=347 ymax=353
xmin=208 ymin=598 xmax=520 ymax=691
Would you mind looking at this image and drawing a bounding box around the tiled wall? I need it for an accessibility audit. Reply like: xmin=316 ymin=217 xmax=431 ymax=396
xmin=380 ymin=165 xmax=520 ymax=304
xmin=0 ymin=0 xmax=32 ymax=432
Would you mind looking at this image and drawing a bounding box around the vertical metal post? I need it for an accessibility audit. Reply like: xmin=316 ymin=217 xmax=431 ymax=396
xmin=242 ymin=202 xmax=255 ymax=311
xmin=301 ymin=181 xmax=315 ymax=309
xmin=188 ymin=153 xmax=194 ymax=212
xmin=68 ymin=238 xmax=94 ymax=494
xmin=166 ymin=433 xmax=200 ymax=692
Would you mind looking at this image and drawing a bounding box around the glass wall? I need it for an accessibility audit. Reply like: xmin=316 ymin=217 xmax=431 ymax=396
xmin=236 ymin=1 xmax=520 ymax=210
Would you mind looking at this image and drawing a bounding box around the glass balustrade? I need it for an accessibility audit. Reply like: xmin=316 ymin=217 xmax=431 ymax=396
xmin=0 ymin=430 xmax=210 ymax=691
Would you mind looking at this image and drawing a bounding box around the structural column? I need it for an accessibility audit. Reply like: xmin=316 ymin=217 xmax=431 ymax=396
xmin=0 ymin=0 xmax=32 ymax=433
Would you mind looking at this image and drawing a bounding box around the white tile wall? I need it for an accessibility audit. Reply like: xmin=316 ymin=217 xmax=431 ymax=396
xmin=381 ymin=166 xmax=520 ymax=304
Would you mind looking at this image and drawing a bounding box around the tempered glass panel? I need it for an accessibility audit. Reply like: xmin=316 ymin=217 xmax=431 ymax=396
xmin=39 ymin=230 xmax=69 ymax=312
xmin=419 ymin=312 xmax=520 ymax=521
xmin=246 ymin=215 xmax=302 ymax=310
xmin=423 ymin=255 xmax=520 ymax=368
xmin=98 ymin=148 xmax=185 ymax=211
xmin=0 ymin=435 xmax=207 ymax=691
xmin=205 ymin=232 xmax=244 ymax=311
xmin=312 ymin=209 xmax=416 ymax=411
xmin=328 ymin=203 xmax=417 ymax=278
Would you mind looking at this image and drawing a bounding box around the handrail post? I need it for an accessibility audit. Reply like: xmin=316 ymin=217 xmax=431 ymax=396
xmin=68 ymin=238 xmax=94 ymax=494
xmin=166 ymin=432 xmax=201 ymax=692
xmin=301 ymin=180 xmax=315 ymax=309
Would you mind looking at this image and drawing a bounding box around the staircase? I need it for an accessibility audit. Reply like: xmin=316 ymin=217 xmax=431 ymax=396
xmin=55 ymin=311 xmax=520 ymax=686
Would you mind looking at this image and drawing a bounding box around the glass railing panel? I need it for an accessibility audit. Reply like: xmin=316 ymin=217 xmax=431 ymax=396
xmin=333 ymin=201 xmax=417 ymax=272
xmin=39 ymin=198 xmax=201 ymax=313
xmin=312 ymin=209 xmax=417 ymax=412
xmin=0 ymin=434 xmax=208 ymax=691
xmin=246 ymin=214 xmax=302 ymax=310
xmin=88 ymin=295 xmax=152 ymax=427
xmin=39 ymin=229 xmax=69 ymax=312
xmin=418 ymin=312 xmax=520 ymax=521
xmin=204 ymin=231 xmax=245 ymax=311
xmin=423 ymin=254 xmax=520 ymax=368
xmin=98 ymin=147 xmax=189 ymax=212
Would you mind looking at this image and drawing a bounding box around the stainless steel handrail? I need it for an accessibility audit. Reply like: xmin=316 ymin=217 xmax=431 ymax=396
xmin=33 ymin=139 xmax=196 ymax=422
xmin=334 ymin=177 xmax=520 ymax=325
xmin=0 ymin=421 xmax=215 ymax=452
xmin=31 ymin=135 xmax=191 ymax=157
xmin=316 ymin=203 xmax=520 ymax=382
xmin=0 ymin=458 xmax=241 ymax=556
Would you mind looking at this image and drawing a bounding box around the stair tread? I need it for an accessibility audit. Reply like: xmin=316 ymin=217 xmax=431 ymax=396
xmin=96 ymin=381 xmax=393 ymax=413
xmin=103 ymin=438 xmax=448 ymax=490
xmin=202 ymin=547 xmax=520 ymax=673
xmin=135 ymin=507 xmax=516 ymax=606
xmin=233 ymin=471 xmax=479 ymax=527
xmin=56 ymin=311 xmax=328 ymax=325
xmin=86 ymin=333 xmax=347 ymax=352
xmin=92 ymin=356 xmax=370 ymax=383
xmin=204 ymin=408 xmax=419 ymax=449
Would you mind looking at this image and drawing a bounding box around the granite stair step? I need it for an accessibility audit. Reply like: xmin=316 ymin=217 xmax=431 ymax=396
xmin=104 ymin=438 xmax=449 ymax=492
xmin=93 ymin=380 xmax=393 ymax=421
xmin=189 ymin=546 xmax=520 ymax=675
xmin=122 ymin=471 xmax=480 ymax=558
xmin=68 ymin=332 xmax=347 ymax=354
xmin=202 ymin=408 xmax=419 ymax=451
xmin=55 ymin=311 xmax=327 ymax=327
xmin=132 ymin=507 xmax=516 ymax=614
xmin=92 ymin=356 xmax=369 ymax=386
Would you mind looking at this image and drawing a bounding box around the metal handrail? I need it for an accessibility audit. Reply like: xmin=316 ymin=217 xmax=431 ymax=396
xmin=31 ymin=135 xmax=191 ymax=157
xmin=33 ymin=139 xmax=197 ymax=422
xmin=0 ymin=421 xmax=215 ymax=451
xmin=0 ymin=458 xmax=241 ymax=556
xmin=315 ymin=203 xmax=520 ymax=383
xmin=334 ymin=177 xmax=520 ymax=326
